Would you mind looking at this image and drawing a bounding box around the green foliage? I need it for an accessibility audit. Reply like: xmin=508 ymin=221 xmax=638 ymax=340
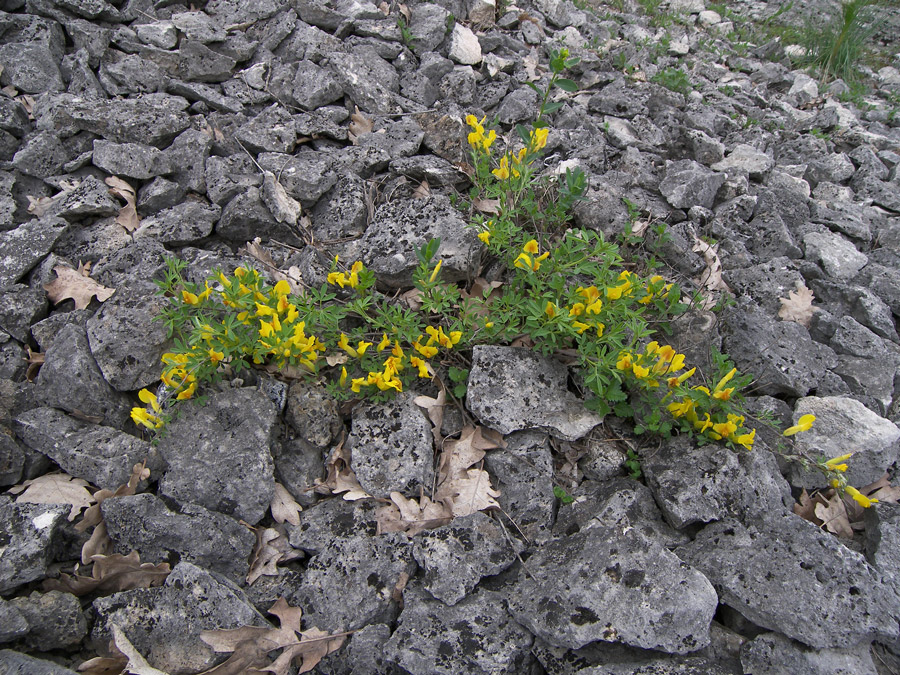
xmin=623 ymin=448 xmax=642 ymax=480
xmin=397 ymin=15 xmax=415 ymax=49
xmin=650 ymin=67 xmax=692 ymax=96
xmin=798 ymin=0 xmax=880 ymax=84
xmin=553 ymin=485 xmax=575 ymax=504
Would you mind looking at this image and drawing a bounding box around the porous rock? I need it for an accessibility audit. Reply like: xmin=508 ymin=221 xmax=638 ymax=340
xmin=740 ymin=632 xmax=878 ymax=675
xmin=0 ymin=499 xmax=67 ymax=594
xmin=659 ymin=159 xmax=725 ymax=210
xmin=0 ymin=216 xmax=68 ymax=287
xmin=676 ymin=514 xmax=899 ymax=649
xmin=0 ymin=650 xmax=79 ymax=673
xmin=506 ymin=524 xmax=718 ymax=653
xmin=284 ymin=380 xmax=342 ymax=448
xmin=132 ymin=200 xmax=220 ymax=245
xmin=9 ymin=591 xmax=86 ymax=651
xmin=467 ymin=345 xmax=602 ymax=441
xmin=157 ymin=387 xmax=277 ymax=525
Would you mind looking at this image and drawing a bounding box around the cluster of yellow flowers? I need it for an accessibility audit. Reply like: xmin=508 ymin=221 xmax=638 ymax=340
xmin=327 ymin=259 xmax=364 ymax=289
xmin=465 ymin=115 xmax=496 ymax=153
xmin=515 ymin=239 xmax=550 ymax=271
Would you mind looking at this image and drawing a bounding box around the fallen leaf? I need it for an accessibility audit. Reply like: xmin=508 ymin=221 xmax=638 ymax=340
xmin=412 ymin=180 xmax=431 ymax=200
xmin=27 ymin=194 xmax=59 ymax=217
xmin=325 ymin=353 xmax=349 ymax=367
xmin=271 ymin=483 xmax=302 ymax=526
xmin=691 ymin=236 xmax=729 ymax=309
xmin=401 ymin=287 xmax=423 ymax=310
xmin=239 ymin=238 xmax=304 ymax=295
xmin=348 ymin=106 xmax=374 ymax=145
xmin=473 ymin=197 xmax=500 ymax=214
xmin=45 ymin=552 xmax=170 ymax=595
xmin=81 ymin=521 xmax=114 ymax=565
xmin=44 ymin=264 xmax=116 ymax=310
xmin=398 ymin=2 xmax=411 ymax=23
xmin=77 ymin=653 xmax=129 ymax=675
xmin=414 ymin=387 xmax=446 ymax=449
xmin=15 ymin=93 xmax=35 ymax=118
xmin=105 ymin=176 xmax=141 ymax=232
xmin=778 ymin=282 xmax=816 ymax=326
xmin=314 ymin=439 xmax=371 ymax=501
xmin=247 ymin=526 xmax=302 ymax=585
xmin=25 ymin=347 xmax=44 ymax=381
xmin=262 ymin=171 xmax=302 ymax=227
xmin=441 ymin=468 xmax=502 ymax=517
xmin=109 ymin=625 xmax=171 ymax=675
xmin=376 ymin=492 xmax=453 ymax=536
xmin=9 ymin=472 xmax=96 ymax=521
xmin=814 ymin=492 xmax=854 ymax=538
xmin=437 ymin=424 xmax=504 ymax=480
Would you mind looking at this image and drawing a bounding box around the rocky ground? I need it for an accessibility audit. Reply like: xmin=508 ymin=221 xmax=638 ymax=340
xmin=1 ymin=0 xmax=900 ymax=673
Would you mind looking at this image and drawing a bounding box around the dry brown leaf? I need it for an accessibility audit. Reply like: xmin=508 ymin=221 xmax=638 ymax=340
xmin=691 ymin=236 xmax=729 ymax=309
xmin=81 ymin=521 xmax=114 ymax=565
xmin=77 ymin=462 xmax=148 ymax=534
xmin=376 ymin=492 xmax=453 ymax=536
xmin=25 ymin=347 xmax=44 ymax=382
xmin=440 ymin=468 xmax=502 ymax=517
xmin=414 ymin=387 xmax=446 ymax=449
xmin=110 ymin=625 xmax=170 ymax=675
xmin=378 ymin=1 xmax=389 ymax=15
xmin=271 ymin=483 xmax=302 ymax=526
xmin=314 ymin=439 xmax=371 ymax=501
xmin=15 ymin=93 xmax=35 ymax=118
xmin=473 ymin=197 xmax=501 ymax=214
xmin=247 ymin=526 xmax=303 ymax=585
xmin=44 ymin=264 xmax=116 ymax=310
xmin=438 ymin=424 xmax=505 ymax=480
xmin=9 ymin=472 xmax=96 ymax=521
xmin=45 ymin=552 xmax=170 ymax=596
xmin=105 ymin=176 xmax=141 ymax=232
xmin=348 ymin=106 xmax=374 ymax=145
xmin=239 ymin=238 xmax=304 ymax=295
xmin=199 ymin=598 xmax=346 ymax=675
xmin=412 ymin=180 xmax=431 ymax=200
xmin=815 ymin=493 xmax=854 ymax=538
xmin=0 ymin=84 xmax=16 ymax=97
xmin=778 ymin=282 xmax=816 ymax=326
xmin=77 ymin=653 xmax=128 ymax=675
xmin=398 ymin=3 xmax=411 ymax=23
xmin=325 ymin=353 xmax=349 ymax=367
xmin=401 ymin=287 xmax=423 ymax=310
xmin=27 ymin=194 xmax=59 ymax=216
xmin=262 ymin=171 xmax=302 ymax=226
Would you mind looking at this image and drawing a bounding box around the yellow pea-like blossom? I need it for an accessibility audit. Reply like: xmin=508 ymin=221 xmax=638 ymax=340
xmin=529 ymin=127 xmax=549 ymax=151
xmin=492 ymin=155 xmax=510 ymax=180
xmin=783 ymin=413 xmax=816 ymax=437
xmin=208 ymin=348 xmax=224 ymax=363
xmin=340 ymin=367 xmax=348 ymax=387
xmin=825 ymin=453 xmax=853 ymax=472
xmin=734 ymin=428 xmax=756 ymax=450
xmin=842 ymin=484 xmax=878 ymax=508
xmin=377 ymin=333 xmax=391 ymax=351
xmin=478 ymin=231 xmax=491 ymax=245
xmin=616 ymin=353 xmax=633 ymax=371
xmin=138 ymin=388 xmax=161 ymax=412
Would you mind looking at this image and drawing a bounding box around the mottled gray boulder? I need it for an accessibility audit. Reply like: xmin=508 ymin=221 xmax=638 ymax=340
xmin=812 ymin=278 xmax=900 ymax=343
xmin=171 ymin=10 xmax=226 ymax=43
xmin=205 ymin=153 xmax=261 ymax=205
xmin=217 ymin=186 xmax=302 ymax=244
xmin=47 ymin=175 xmax=121 ymax=220
xmin=659 ymin=159 xmax=725 ymax=210
xmin=158 ymin=388 xmax=277 ymax=525
xmin=676 ymin=515 xmax=898 ymax=649
xmin=589 ymin=79 xmax=649 ymax=119
xmin=865 ymin=502 xmax=900 ymax=599
xmin=8 ymin=591 xmax=86 ymax=651
xmin=642 ymin=434 xmax=792 ymax=529
xmin=159 ymin=128 xmax=212 ymax=195
xmin=309 ymin=173 xmax=369 ymax=241
xmin=414 ymin=512 xmax=522 ymax=605
xmin=135 ymin=20 xmax=178 ymax=49
xmin=166 ymin=79 xmax=243 ymax=113
xmin=101 ymin=493 xmax=255 ymax=581
xmin=0 ymin=650 xmax=79 ymax=674
xmin=291 ymin=59 xmax=343 ymax=109
xmin=137 ymin=177 xmax=186 ymax=214
xmin=272 ymin=439 xmax=322 ymax=508
xmin=389 ymin=155 xmax=466 ymax=187
xmin=0 ymin=599 xmax=29 ymax=642
xmin=287 ymin=497 xmax=380 ymax=555
xmin=293 ymin=0 xmax=382 ymax=31
xmin=804 ymin=230 xmax=868 ymax=281
xmin=85 ymin=280 xmax=170 ymax=392
xmin=14 ymin=407 xmax=162 ymax=490
xmin=712 ymin=143 xmax=775 ymax=179
xmin=745 ymin=207 xmax=803 ymax=260
xmin=0 ymin=285 xmax=47 ymax=343
xmin=257 ymin=151 xmax=338 ymax=205
xmin=12 ymin=131 xmax=69 ymax=178
xmin=33 ymin=324 xmax=133 ymax=429
xmin=0 ymin=43 xmax=63 ymax=93
xmin=346 ymin=391 xmax=433 ymax=497
xmin=91 ymin=562 xmax=267 ymax=674
xmin=723 ymin=257 xmax=805 ymax=316
xmin=741 ymin=632 xmax=878 ymax=675
xmin=467 ymin=345 xmax=602 ymax=441
xmin=0 ymin=99 xmax=30 ymax=139
xmin=484 ymin=430 xmax=555 ymax=544
xmin=720 ymin=297 xmax=837 ymax=397
xmin=507 ymin=525 xmax=718 ymax=653
xmin=177 ymin=40 xmax=236 ymax=82
xmin=91 ymin=139 xmax=167 ymax=180
xmin=99 ymin=51 xmax=167 ymax=96
xmin=327 ymin=51 xmax=400 ymax=115
xmin=285 ymin=380 xmax=342 ymax=448
xmin=292 ymin=532 xmax=414 ymax=632
xmin=788 ymin=396 xmax=900 ymax=489
xmin=235 ymin=104 xmax=297 ymax=154
xmin=805 ymin=152 xmax=856 ymax=188
xmin=0 ymin=432 xmax=25 ymax=486
xmin=384 ymin=587 xmax=532 ymax=675
xmin=133 ymin=201 xmax=220 ymax=244
xmin=0 ymin=499 xmax=67 ymax=594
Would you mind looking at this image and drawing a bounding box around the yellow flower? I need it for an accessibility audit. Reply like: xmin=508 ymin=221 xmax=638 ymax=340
xmin=694 ymin=413 xmax=713 ymax=434
xmin=573 ymin=321 xmax=590 ymax=334
xmin=176 ymin=380 xmax=197 ymax=400
xmin=632 ymin=364 xmax=650 ymax=379
xmin=327 ymin=271 xmax=345 ymax=287
xmin=734 ymin=428 xmax=756 ymax=450
xmin=138 ymin=388 xmax=161 ymax=413
xmin=208 ymin=348 xmax=224 ymax=363
xmin=410 ymin=356 xmax=431 ymax=378
xmin=131 ymin=407 xmax=163 ymax=430
xmin=259 ymin=320 xmax=275 ymax=338
xmin=586 ymin=299 xmax=603 ymax=315
xmin=616 ymin=353 xmax=633 ymax=371
xmin=377 ymin=333 xmax=391 ymax=351
xmin=492 ymin=155 xmax=510 ymax=180
xmin=845 ymin=485 xmax=878 ymax=508
xmin=414 ymin=339 xmax=439 ymax=359
xmin=712 ymin=420 xmax=738 ymax=438
xmin=783 ymin=414 xmax=816 ymax=437
xmin=529 ymin=127 xmax=549 ymax=151
xmin=340 ymin=366 xmax=348 ymax=387
xmin=478 ymin=231 xmax=491 ymax=245
xmin=273 ymin=280 xmax=291 ymax=296
xmin=545 ymin=302 xmax=557 ymax=318
xmin=569 ymin=303 xmax=585 ymax=317
xmin=181 ymin=290 xmax=199 ymax=305
xmin=351 ymin=377 xmax=367 ymax=393
xmin=429 ymin=259 xmax=443 ymax=283
xmin=713 ymin=368 xmax=737 ymax=399
xmin=668 ymin=398 xmax=694 ymax=418
xmin=578 ymin=286 xmax=601 ymax=304
xmin=668 ymin=367 xmax=696 ymax=387
xmin=825 ymin=453 xmax=853 ymax=472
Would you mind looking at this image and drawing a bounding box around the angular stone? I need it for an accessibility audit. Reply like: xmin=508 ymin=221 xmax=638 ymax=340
xmin=741 ymin=632 xmax=879 ymax=675
xmin=91 ymin=562 xmax=267 ymax=674
xmin=48 ymin=175 xmax=120 ymax=220
xmin=0 ymin=285 xmax=47 ymax=343
xmin=205 ymin=153 xmax=261 ymax=205
xmin=309 ymin=173 xmax=368 ymax=241
xmin=788 ymin=396 xmax=900 ymax=489
xmin=33 ymin=324 xmax=133 ymax=429
xmin=137 ymin=177 xmax=186 ymax=214
xmin=133 ymin=201 xmax=220 ymax=245
xmin=327 ymin=51 xmax=399 ymax=115
xmin=285 ymin=380 xmax=342 ymax=448
xmin=12 ymin=131 xmax=69 ymax=178
xmin=135 ymin=20 xmax=178 ymax=49
xmin=293 ymin=0 xmax=383 ymax=31
xmin=659 ymin=159 xmax=726 ymax=210
xmin=160 ymin=128 xmax=212 ymax=194
xmin=347 ymin=391 xmax=433 ymax=497
xmin=235 ymin=104 xmax=297 ymax=154
xmin=171 ymin=10 xmax=227 ymax=43
xmin=0 ymin=43 xmax=63 ymax=94
xmin=291 ymin=59 xmax=343 ymax=110
xmin=467 ymin=345 xmax=602 ymax=441
xmin=217 ymin=186 xmax=301 ymax=244
xmin=389 ymin=155 xmax=466 ymax=186
xmin=414 ymin=512 xmax=521 ymax=606
xmin=166 ymin=79 xmax=243 ymax=113
xmin=9 ymin=590 xmax=86 ymax=651
xmin=287 ymin=497 xmax=380 ymax=555
xmin=723 ymin=257 xmax=805 ymax=316
xmin=0 ymin=599 xmax=29 ymax=642
xmin=803 ymin=230 xmax=868 ymax=281
xmin=711 ymin=143 xmax=775 ymax=179
xmin=158 ymin=388 xmax=277 ymax=525
xmin=257 ymin=151 xmax=337 ymax=205
xmin=0 ymin=650 xmax=79 ymax=674
xmin=177 ymin=40 xmax=236 ymax=82
xmin=448 ymin=23 xmax=482 ymax=65
xmin=99 ymin=51 xmax=167 ymax=97
xmin=14 ymin=407 xmax=162 ymax=491
xmin=642 ymin=434 xmax=791 ymax=529
xmin=589 ymin=79 xmax=650 ymax=119
xmin=91 ymin=140 xmax=167 ymax=180
xmin=507 ymin=525 xmax=717 ymax=653
xmin=102 ymin=493 xmax=255 ymax=581
xmin=676 ymin=515 xmax=898 ymax=649
xmin=0 ymin=499 xmax=67 ymax=594
xmin=384 ymin=587 xmax=533 ymax=675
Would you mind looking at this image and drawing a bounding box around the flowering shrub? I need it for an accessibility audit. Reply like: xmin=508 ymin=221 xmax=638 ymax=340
xmin=131 ymin=48 xmax=872 ymax=505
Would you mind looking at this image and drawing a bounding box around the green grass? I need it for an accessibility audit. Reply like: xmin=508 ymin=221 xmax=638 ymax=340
xmin=799 ymin=0 xmax=881 ymax=84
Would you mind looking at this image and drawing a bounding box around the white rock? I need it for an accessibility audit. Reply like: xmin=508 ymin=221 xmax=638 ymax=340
xmin=668 ymin=39 xmax=690 ymax=56
xmin=698 ymin=9 xmax=720 ymax=25
xmin=668 ymin=0 xmax=704 ymax=13
xmin=789 ymin=72 xmax=819 ymax=105
xmin=785 ymin=44 xmax=807 ymax=58
xmin=467 ymin=0 xmax=496 ymax=25
xmin=449 ymin=23 xmax=482 ymax=65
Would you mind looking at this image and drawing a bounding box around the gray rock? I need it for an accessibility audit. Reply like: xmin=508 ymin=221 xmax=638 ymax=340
xmin=9 ymin=591 xmax=86 ymax=651
xmin=359 ymin=117 xmax=424 ymax=159
xmin=12 ymin=131 xmax=70 ymax=178
xmin=99 ymin=51 xmax=167 ymax=96
xmin=384 ymin=586 xmax=532 ymax=675
xmin=235 ymin=104 xmax=297 ymax=154
xmin=91 ymin=139 xmax=167 ymax=180
xmin=0 ymin=599 xmax=29 ymax=642
xmin=291 ymin=59 xmax=344 ymax=110
xmin=135 ymin=20 xmax=178 ymax=49
xmin=830 ymin=315 xmax=893 ymax=360
xmin=48 ymin=175 xmax=121 ymax=220
xmin=292 ymin=532 xmax=414 ymax=632
xmin=676 ymin=515 xmax=898 ymax=649
xmin=484 ymin=430 xmax=555 ymax=545
xmin=166 ymin=79 xmax=243 ymax=114
xmin=803 ymin=230 xmax=868 ymax=280
xmin=133 ymin=200 xmax=220 ymax=245
xmin=346 ymin=391 xmax=433 ymax=497
xmin=217 ymin=186 xmax=302 ymax=244
xmin=137 ymin=177 xmax=187 ymax=214
xmin=740 ymin=632 xmax=878 ymax=675
xmin=287 ymin=497 xmax=380 ymax=555
xmin=293 ymin=0 xmax=383 ymax=31
xmin=720 ymin=297 xmax=837 ymax=397
xmin=659 ymin=159 xmax=725 ymax=210
xmin=0 ymin=499 xmax=67 ymax=594
xmin=177 ymin=40 xmax=236 ymax=82
xmin=410 ymin=4 xmax=450 ymax=53
xmin=0 ymin=98 xmax=30 ymax=139
xmin=723 ymin=257 xmax=805 ymax=317
xmin=711 ymin=143 xmax=775 ymax=179
xmin=316 ymin=622 xmax=392 ymax=675
xmin=0 ymin=650 xmax=79 ymax=674
xmin=205 ymin=153 xmax=261 ymax=205
xmin=91 ymin=561 xmax=267 ymax=674
xmin=33 ymin=323 xmax=133 ymax=429
xmin=102 ymin=493 xmax=255 ymax=581
xmin=0 ymin=432 xmax=26 ymax=487
xmin=389 ymin=155 xmax=467 ymax=187
xmin=467 ymin=345 xmax=602 ymax=441
xmin=448 ymin=22 xmax=482 ymax=65
xmin=643 ymin=434 xmax=792 ymax=529
xmin=158 ymin=388 xmax=277 ymax=525
xmin=507 ymin=524 xmax=717 ymax=653
xmin=0 ymin=43 xmax=63 ymax=93
xmin=309 ymin=173 xmax=369 ymax=241
xmin=272 ymin=438 xmax=322 ymax=508
xmin=788 ymin=396 xmax=900 ymax=489
xmin=0 ymin=284 xmax=47 ymax=343
xmin=327 ymin=51 xmax=400 ymax=115
xmin=171 ymin=10 xmax=226 ymax=43
xmin=414 ymin=512 xmax=522 ymax=605
xmin=285 ymin=380 xmax=342 ymax=448
xmin=257 ymin=151 xmax=337 ymax=205
xmin=745 ymin=207 xmax=802 ymax=260
xmin=865 ymin=501 xmax=900 ymax=597
xmin=497 ymin=86 xmax=540 ymax=125
xmin=804 ymin=152 xmax=856 ymax=188
xmin=589 ymin=79 xmax=649 ymax=119
xmin=14 ymin=407 xmax=162 ymax=491
xmin=160 ymin=128 xmax=212 ymax=194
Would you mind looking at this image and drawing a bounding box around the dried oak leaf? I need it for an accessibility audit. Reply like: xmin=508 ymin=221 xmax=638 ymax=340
xmin=9 ymin=472 xmax=96 ymax=521
xmin=437 ymin=424 xmax=505 ymax=480
xmin=814 ymin=492 xmax=854 ymax=538
xmin=691 ymin=236 xmax=729 ymax=308
xmin=412 ymin=180 xmax=431 ymax=200
xmin=44 ymin=551 xmax=170 ymax=596
xmin=473 ymin=197 xmax=500 ymax=214
xmin=247 ymin=526 xmax=303 ymax=586
xmin=348 ymin=107 xmax=373 ymax=145
xmin=262 ymin=171 xmax=302 ymax=227
xmin=439 ymin=468 xmax=502 ymax=517
xmin=44 ymin=264 xmax=116 ymax=310
xmin=105 ymin=176 xmax=141 ymax=232
xmin=779 ymin=282 xmax=816 ymax=326
xmin=77 ymin=461 xmax=149 ymax=564
xmin=313 ymin=438 xmax=371 ymax=501
xmin=271 ymin=482 xmax=302 ymax=525
xmin=108 ymin=625 xmax=170 ymax=675
xmin=376 ymin=492 xmax=452 ymax=536
xmin=414 ymin=387 xmax=446 ymax=449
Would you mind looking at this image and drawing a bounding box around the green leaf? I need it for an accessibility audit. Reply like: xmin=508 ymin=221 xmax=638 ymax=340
xmin=515 ymin=124 xmax=531 ymax=145
xmin=542 ymin=100 xmax=564 ymax=114
xmin=448 ymin=366 xmax=469 ymax=383
xmin=553 ymin=486 xmax=575 ymax=504
xmin=526 ymin=81 xmax=541 ymax=94
xmin=453 ymin=383 xmax=468 ymax=398
xmin=614 ymin=401 xmax=633 ymax=418
xmin=555 ymin=78 xmax=578 ymax=92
